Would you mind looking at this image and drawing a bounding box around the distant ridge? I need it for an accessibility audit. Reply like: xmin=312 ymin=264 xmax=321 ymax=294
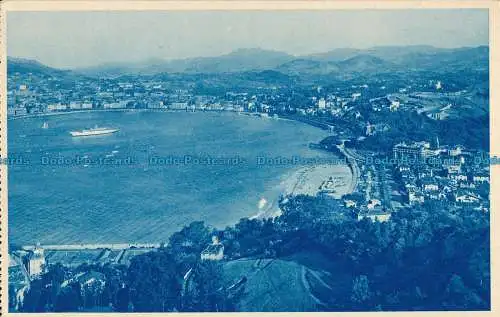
xmin=8 ymin=57 xmax=71 ymax=76
xmin=8 ymin=45 xmax=488 ymax=78
xmin=74 ymin=48 xmax=295 ymax=77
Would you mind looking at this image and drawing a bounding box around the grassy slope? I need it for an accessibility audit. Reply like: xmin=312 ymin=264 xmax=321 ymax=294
xmin=223 ymin=251 xmax=353 ymax=311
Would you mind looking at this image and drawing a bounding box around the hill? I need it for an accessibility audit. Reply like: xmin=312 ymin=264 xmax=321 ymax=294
xmin=305 ymin=45 xmax=488 ymax=73
xmin=337 ymin=54 xmax=395 ymax=73
xmin=277 ymin=59 xmax=341 ymax=75
xmin=7 ymin=57 xmax=71 ymax=77
xmin=76 ymin=48 xmax=294 ymax=77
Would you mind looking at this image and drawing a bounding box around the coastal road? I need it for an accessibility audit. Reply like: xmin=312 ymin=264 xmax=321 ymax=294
xmin=337 ymin=145 xmax=360 ymax=194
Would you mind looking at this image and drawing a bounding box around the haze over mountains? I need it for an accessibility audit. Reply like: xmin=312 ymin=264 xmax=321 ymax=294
xmin=8 ymin=45 xmax=488 ymax=78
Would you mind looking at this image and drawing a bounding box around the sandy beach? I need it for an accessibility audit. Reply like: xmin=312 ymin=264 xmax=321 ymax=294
xmin=251 ymin=163 xmax=354 ymax=221
xmin=283 ymin=164 xmax=353 ymax=199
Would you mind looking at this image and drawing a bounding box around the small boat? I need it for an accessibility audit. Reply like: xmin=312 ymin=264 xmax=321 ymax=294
xmin=42 ymin=122 xmax=49 ymax=129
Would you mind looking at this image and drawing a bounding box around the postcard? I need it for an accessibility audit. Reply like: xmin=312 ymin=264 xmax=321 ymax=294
xmin=0 ymin=1 xmax=496 ymax=315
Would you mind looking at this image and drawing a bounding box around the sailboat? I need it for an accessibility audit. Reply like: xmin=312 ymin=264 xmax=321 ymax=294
xmin=41 ymin=122 xmax=49 ymax=129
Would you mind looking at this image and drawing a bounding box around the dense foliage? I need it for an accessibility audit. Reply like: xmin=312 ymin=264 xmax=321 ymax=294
xmin=255 ymin=196 xmax=490 ymax=311
xmin=18 ymin=194 xmax=489 ymax=312
xmin=338 ymin=108 xmax=489 ymax=153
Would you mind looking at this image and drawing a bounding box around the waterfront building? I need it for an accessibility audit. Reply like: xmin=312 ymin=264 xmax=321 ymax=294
xmin=147 ymin=101 xmax=164 ymax=109
xmin=69 ymin=102 xmax=82 ymax=110
xmin=103 ymin=101 xmax=127 ymax=109
xmin=47 ymin=103 xmax=68 ymax=111
xmin=170 ymin=102 xmax=189 ymax=110
xmin=24 ymin=245 xmax=46 ymax=278
xmin=7 ymin=107 xmax=27 ymax=116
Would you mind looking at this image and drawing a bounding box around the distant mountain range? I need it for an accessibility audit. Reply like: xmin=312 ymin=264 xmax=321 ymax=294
xmin=8 ymin=45 xmax=488 ymax=78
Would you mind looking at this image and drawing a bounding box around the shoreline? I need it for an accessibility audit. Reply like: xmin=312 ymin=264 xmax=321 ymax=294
xmin=7 ymin=108 xmax=290 ymax=121
xmin=251 ymin=157 xmax=356 ymax=221
xmin=9 ymin=109 xmax=358 ymax=245
xmin=7 ymin=108 xmax=189 ymax=121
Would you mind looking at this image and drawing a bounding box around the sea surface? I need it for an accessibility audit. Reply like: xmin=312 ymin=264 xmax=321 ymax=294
xmin=8 ymin=111 xmax=344 ymax=245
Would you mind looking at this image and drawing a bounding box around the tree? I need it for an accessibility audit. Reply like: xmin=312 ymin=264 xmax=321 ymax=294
xmin=168 ymin=221 xmax=212 ymax=271
xmin=43 ymin=263 xmax=67 ymax=310
xmin=182 ymin=261 xmax=233 ymax=312
xmin=127 ymin=250 xmax=182 ymax=312
xmin=54 ymin=282 xmax=81 ymax=312
xmin=114 ymin=285 xmax=130 ymax=312
xmin=442 ymin=274 xmax=485 ymax=310
xmin=351 ymin=275 xmax=372 ymax=309
xmin=20 ymin=279 xmax=46 ymax=312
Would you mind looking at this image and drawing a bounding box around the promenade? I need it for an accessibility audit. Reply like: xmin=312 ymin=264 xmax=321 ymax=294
xmin=13 ymin=243 xmax=161 ymax=274
xmin=21 ymin=242 xmax=161 ymax=251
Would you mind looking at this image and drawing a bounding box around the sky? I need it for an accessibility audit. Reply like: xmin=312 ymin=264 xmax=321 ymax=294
xmin=7 ymin=10 xmax=489 ymax=69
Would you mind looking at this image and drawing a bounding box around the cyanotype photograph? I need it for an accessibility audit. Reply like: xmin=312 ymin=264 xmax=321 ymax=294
xmin=4 ymin=4 xmax=491 ymax=313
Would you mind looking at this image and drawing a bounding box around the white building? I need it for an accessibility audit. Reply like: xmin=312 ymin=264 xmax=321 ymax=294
xmin=170 ymin=102 xmax=189 ymax=110
xmin=473 ymin=175 xmax=489 ymax=183
xmin=318 ymin=98 xmax=326 ymax=109
xmin=47 ymin=103 xmax=67 ymax=111
xmin=390 ymin=100 xmax=400 ymax=112
xmin=367 ymin=199 xmax=381 ymax=210
xmin=455 ymin=192 xmax=480 ymax=204
xmin=407 ymin=185 xmax=425 ymax=204
xmin=26 ymin=245 xmax=46 ymax=278
xmin=147 ymin=101 xmax=164 ymax=109
xmin=200 ymin=236 xmax=224 ymax=261
xmin=423 ymin=183 xmax=439 ymax=192
xmin=344 ymin=200 xmax=357 ymax=208
xmin=450 ymin=174 xmax=468 ymax=182
xmin=69 ymin=102 xmax=82 ymax=110
xmin=358 ymin=211 xmax=391 ymax=222
xmin=435 ymin=81 xmax=442 ymax=90
xmin=352 ymin=92 xmax=362 ymax=101
xmin=103 ymin=101 xmax=127 ymax=109
xmin=8 ymin=107 xmax=27 ymax=116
